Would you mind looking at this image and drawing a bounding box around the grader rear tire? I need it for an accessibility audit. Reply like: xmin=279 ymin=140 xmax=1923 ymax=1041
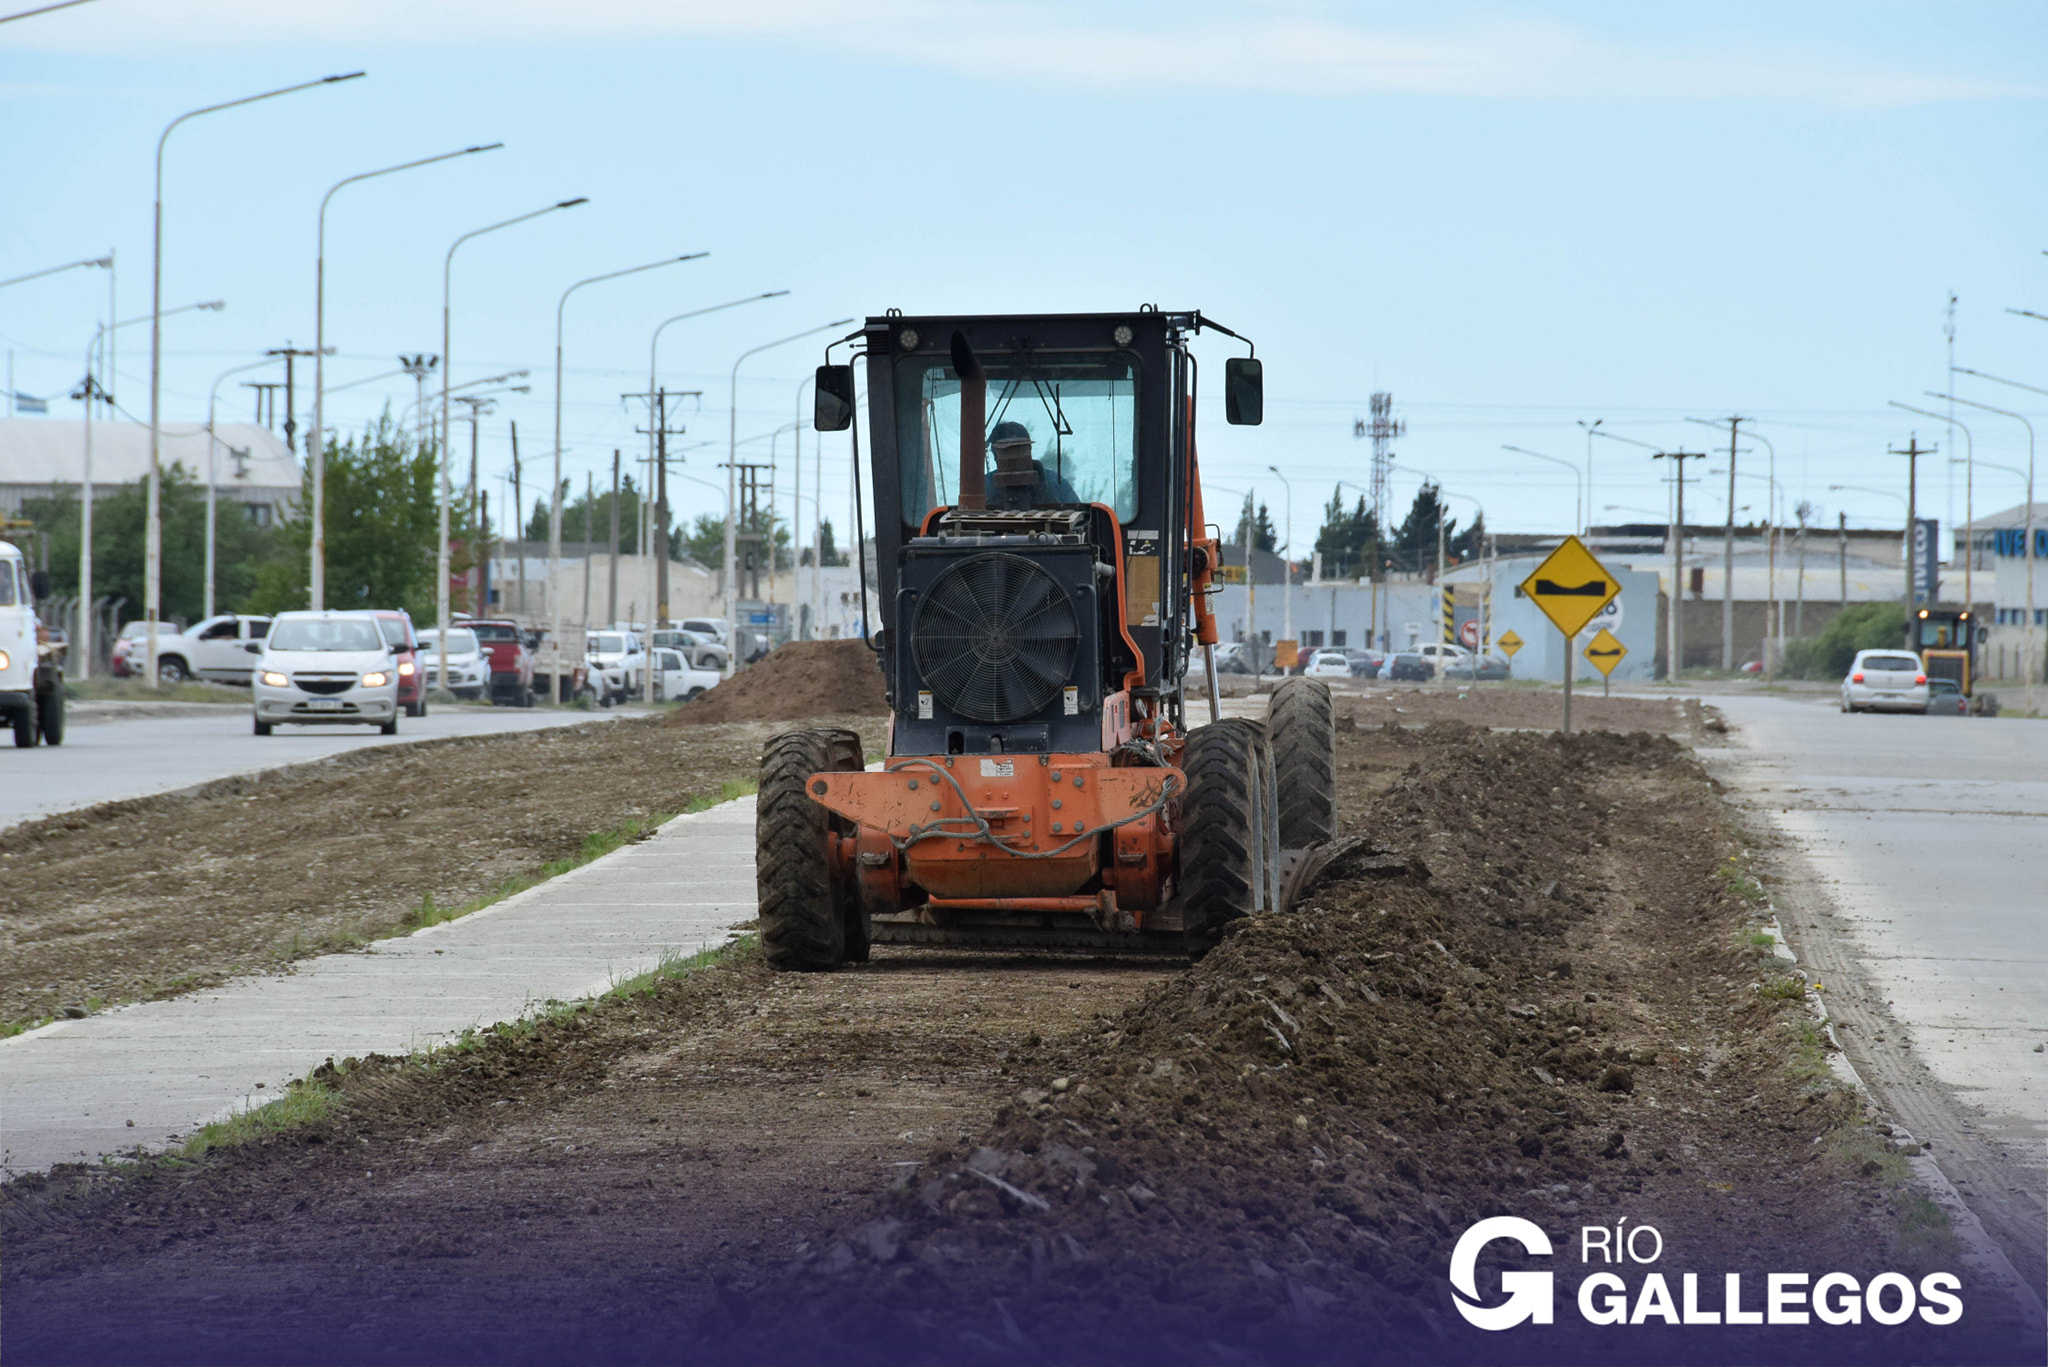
xmin=1179 ymin=718 xmax=1268 ymax=955
xmin=1267 ymin=677 xmax=1336 ymax=848
xmin=758 ymin=728 xmax=866 ymax=971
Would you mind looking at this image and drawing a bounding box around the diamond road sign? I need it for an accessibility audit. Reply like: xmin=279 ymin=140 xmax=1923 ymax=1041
xmin=1518 ymin=535 xmax=1622 ymax=639
xmin=1582 ymin=627 xmax=1627 ymax=677
xmin=1496 ymin=629 xmax=1524 ymax=658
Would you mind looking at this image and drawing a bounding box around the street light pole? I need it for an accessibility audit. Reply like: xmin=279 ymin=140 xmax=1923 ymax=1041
xmin=550 ymin=253 xmax=706 ymax=701
xmin=0 ymin=254 xmax=112 ymax=292
xmin=1577 ymin=419 xmax=1603 ymax=538
xmin=148 ymin=71 xmax=362 ymax=686
xmin=1268 ymin=464 xmax=1293 ymax=660
xmin=1502 ymin=445 xmax=1584 ymax=533
xmin=725 ymin=319 xmax=853 ymax=672
xmin=437 ymin=198 xmax=587 ymax=690
xmin=311 ymin=143 xmax=501 ymax=610
xmin=1930 ymin=387 xmax=2037 ymax=717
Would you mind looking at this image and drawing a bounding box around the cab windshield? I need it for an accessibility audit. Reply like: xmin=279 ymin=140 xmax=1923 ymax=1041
xmin=895 ymin=350 xmax=1138 ymax=527
xmin=420 ymin=629 xmax=477 ymax=657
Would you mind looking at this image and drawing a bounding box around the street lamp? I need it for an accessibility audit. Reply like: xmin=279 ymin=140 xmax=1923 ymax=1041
xmin=310 ymin=143 xmax=502 ymax=611
xmin=436 ymin=198 xmax=587 ymax=689
xmin=1502 ymin=445 xmax=1584 ymax=533
xmin=0 ymin=253 xmax=111 ymax=292
xmin=550 ymin=253 xmax=707 ymax=701
xmin=1930 ymin=384 xmax=2037 ymax=715
xmin=76 ymin=299 xmax=222 ymax=679
xmin=724 ymin=319 xmax=854 ymax=672
xmin=1268 ymin=464 xmax=1293 ymax=656
xmin=148 ymin=70 xmax=364 ymax=686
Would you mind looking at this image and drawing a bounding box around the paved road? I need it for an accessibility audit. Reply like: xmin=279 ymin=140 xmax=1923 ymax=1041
xmin=1 ymin=704 xmax=621 ymax=829
xmin=0 ymin=793 xmax=753 ymax=1175
xmin=1701 ymin=694 xmax=2047 ymax=1295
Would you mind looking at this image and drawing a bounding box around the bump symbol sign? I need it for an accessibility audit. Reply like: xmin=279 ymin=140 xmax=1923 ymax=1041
xmin=1518 ymin=536 xmax=1621 ymax=639
xmin=1582 ymin=628 xmax=1627 ymax=677
xmin=1497 ymin=630 xmax=1524 ymax=658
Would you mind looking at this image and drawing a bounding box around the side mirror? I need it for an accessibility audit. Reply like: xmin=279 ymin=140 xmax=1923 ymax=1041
xmin=1224 ymin=357 xmax=1263 ymax=426
xmin=815 ymin=364 xmax=855 ymax=432
xmin=29 ymin=570 xmax=50 ymax=600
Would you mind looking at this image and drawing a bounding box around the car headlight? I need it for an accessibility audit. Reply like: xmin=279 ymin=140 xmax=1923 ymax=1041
xmin=260 ymin=670 xmax=289 ymax=688
xmin=398 ymin=661 xmax=415 ymax=676
xmin=0 ymin=650 xmax=9 ymax=670
xmin=361 ymin=671 xmax=390 ymax=688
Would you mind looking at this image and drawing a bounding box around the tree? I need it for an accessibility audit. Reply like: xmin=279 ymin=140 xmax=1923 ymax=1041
xmin=1778 ymin=601 xmax=1907 ymax=680
xmin=247 ymin=415 xmax=472 ymax=621
xmin=1392 ymin=483 xmax=1456 ymax=575
xmin=800 ymin=518 xmax=844 ymax=567
xmin=1312 ymin=486 xmax=1377 ymax=579
xmin=1233 ymin=494 xmax=1277 ymax=553
xmin=21 ymin=466 xmax=288 ymax=626
xmin=526 ymin=476 xmax=651 ymax=554
xmin=1449 ymin=510 xmax=1487 ymax=563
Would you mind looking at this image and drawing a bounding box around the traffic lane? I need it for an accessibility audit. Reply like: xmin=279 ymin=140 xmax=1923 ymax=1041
xmin=1 ymin=704 xmax=623 ymax=829
xmin=1705 ymin=695 xmax=2048 ymax=1143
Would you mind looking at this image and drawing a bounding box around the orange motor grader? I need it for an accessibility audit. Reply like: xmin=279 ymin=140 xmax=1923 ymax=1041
xmin=756 ymin=310 xmax=1336 ymax=968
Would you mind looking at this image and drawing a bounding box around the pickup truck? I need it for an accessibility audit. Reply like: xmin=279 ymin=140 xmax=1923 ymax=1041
xmin=650 ymin=647 xmax=720 ymax=702
xmin=128 ymin=614 xmax=273 ymax=684
xmin=650 ymin=627 xmax=729 ymax=672
xmin=464 ymin=618 xmax=534 ymax=706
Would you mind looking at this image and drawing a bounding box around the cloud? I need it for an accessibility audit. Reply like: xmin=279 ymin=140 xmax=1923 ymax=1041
xmin=10 ymin=0 xmax=2040 ymax=108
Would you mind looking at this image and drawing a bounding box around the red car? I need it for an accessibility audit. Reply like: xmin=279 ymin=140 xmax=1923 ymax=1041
xmin=371 ymin=610 xmax=427 ymax=717
xmin=465 ymin=618 xmax=535 ymax=706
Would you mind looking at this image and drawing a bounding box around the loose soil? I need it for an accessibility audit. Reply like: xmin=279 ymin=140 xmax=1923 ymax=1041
xmin=673 ymin=639 xmax=889 ymax=726
xmin=7 ymin=714 xmax=2018 ymax=1364
xmin=0 ymin=715 xmax=884 ymax=1030
xmin=1321 ymin=684 xmax=1714 ymax=735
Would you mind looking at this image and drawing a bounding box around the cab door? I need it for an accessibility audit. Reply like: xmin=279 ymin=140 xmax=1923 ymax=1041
xmin=190 ymin=617 xmax=245 ymax=680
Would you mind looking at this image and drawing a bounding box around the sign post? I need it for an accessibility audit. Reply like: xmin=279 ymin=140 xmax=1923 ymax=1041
xmin=1518 ymin=535 xmax=1621 ymax=736
xmin=1583 ymin=627 xmax=1627 ymax=697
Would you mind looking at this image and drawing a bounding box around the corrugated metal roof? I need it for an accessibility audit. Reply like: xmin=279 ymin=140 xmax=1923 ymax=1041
xmin=0 ymin=418 xmax=300 ymax=493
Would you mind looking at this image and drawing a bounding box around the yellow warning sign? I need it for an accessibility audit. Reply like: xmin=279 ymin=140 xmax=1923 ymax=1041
xmin=1583 ymin=628 xmax=1627 ymax=677
xmin=1497 ymin=630 xmax=1524 ymax=658
xmin=1518 ymin=536 xmax=1621 ymax=639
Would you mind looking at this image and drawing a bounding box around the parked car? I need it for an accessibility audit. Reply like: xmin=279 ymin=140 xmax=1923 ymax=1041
xmin=1840 ymin=649 xmax=1927 ymax=714
xmin=1923 ymin=677 xmax=1969 ymax=717
xmin=680 ymin=617 xmax=730 ymax=646
xmin=130 ymin=613 xmax=273 ymax=684
xmin=417 ymin=627 xmax=488 ymax=700
xmin=1212 ymin=641 xmax=1256 ymax=675
xmin=1302 ymin=649 xmax=1353 ymax=681
xmin=1347 ymin=649 xmax=1385 ymax=678
xmin=651 ymin=647 xmax=721 ymax=702
xmin=1415 ymin=643 xmax=1471 ymax=673
xmin=651 ymin=627 xmax=729 ymax=672
xmin=1379 ymin=652 xmax=1434 ymax=682
xmin=250 ymin=611 xmax=402 ymax=736
xmin=1440 ymin=653 xmax=1512 ymax=682
xmin=464 ymin=618 xmax=535 ymax=706
xmin=370 ymin=610 xmax=426 ymax=717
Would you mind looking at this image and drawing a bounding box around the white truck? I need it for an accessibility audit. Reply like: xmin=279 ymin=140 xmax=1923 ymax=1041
xmin=0 ymin=541 xmax=65 ymax=747
xmin=141 ymin=613 xmax=275 ymax=684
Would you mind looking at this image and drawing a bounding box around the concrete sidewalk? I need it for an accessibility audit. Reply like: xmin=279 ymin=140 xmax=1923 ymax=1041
xmin=0 ymin=795 xmax=757 ymax=1177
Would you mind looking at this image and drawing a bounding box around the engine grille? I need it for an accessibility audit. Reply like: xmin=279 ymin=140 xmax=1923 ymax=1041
xmin=911 ymin=552 xmax=1079 ymax=723
xmin=294 ymin=674 xmax=355 ymax=695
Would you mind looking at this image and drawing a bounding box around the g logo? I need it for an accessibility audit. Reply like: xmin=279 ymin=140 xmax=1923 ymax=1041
xmin=1450 ymin=1216 xmax=1555 ymax=1330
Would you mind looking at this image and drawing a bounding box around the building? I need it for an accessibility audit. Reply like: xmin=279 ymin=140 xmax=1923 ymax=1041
xmin=0 ymin=417 xmax=300 ymax=523
xmin=1961 ymin=502 xmax=2048 ymax=681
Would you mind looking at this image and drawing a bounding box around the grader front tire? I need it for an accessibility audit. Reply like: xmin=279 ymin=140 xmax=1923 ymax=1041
xmin=1179 ymin=718 xmax=1269 ymax=955
xmin=757 ymin=728 xmax=865 ymax=971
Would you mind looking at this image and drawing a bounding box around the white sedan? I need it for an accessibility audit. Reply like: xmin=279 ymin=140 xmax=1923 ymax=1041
xmin=1302 ymin=650 xmax=1353 ymax=680
xmin=1840 ymin=649 xmax=1928 ymax=714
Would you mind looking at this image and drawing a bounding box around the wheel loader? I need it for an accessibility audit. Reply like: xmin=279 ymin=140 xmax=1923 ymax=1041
xmin=756 ymin=310 xmax=1336 ymax=968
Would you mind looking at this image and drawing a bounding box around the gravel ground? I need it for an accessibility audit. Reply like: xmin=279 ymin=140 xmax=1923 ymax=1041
xmin=7 ymin=703 xmax=2022 ymax=1365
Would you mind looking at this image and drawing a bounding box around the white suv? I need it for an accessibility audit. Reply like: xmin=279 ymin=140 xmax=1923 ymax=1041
xmin=1415 ymin=643 xmax=1472 ymax=671
xmin=1840 ymin=648 xmax=1927 ymax=714
xmin=251 ymin=611 xmax=402 ymax=736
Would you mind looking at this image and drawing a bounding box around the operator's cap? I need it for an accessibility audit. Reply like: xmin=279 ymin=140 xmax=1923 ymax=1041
xmin=990 ymin=420 xmax=1032 ymax=449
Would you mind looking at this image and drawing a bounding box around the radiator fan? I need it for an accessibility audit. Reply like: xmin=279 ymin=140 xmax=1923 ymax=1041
xmin=912 ymin=553 xmax=1080 ymax=722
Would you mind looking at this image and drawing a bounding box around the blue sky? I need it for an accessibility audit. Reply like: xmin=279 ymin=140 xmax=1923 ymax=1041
xmin=4 ymin=0 xmax=2044 ymax=554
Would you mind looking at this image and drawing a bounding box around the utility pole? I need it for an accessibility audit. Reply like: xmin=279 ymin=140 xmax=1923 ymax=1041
xmin=1718 ymin=416 xmax=1747 ymax=671
xmin=735 ymin=462 xmax=773 ymax=600
xmin=626 ymin=386 xmax=697 ymax=706
xmin=1352 ymin=393 xmax=1403 ymax=650
xmin=1794 ymin=501 xmax=1812 ymax=636
xmin=1838 ymin=512 xmax=1848 ymax=610
xmin=582 ymin=469 xmax=594 ymax=633
xmin=510 ymin=420 xmax=524 ymax=617
xmin=243 ymin=381 xmax=281 ymax=429
xmin=452 ymin=396 xmax=497 ymax=613
xmin=1891 ymin=436 xmax=1933 ymax=610
xmin=1654 ymin=450 xmax=1707 ymax=679
xmin=608 ymin=449 xmax=620 ymax=626
xmin=264 ymin=345 xmax=319 ymax=454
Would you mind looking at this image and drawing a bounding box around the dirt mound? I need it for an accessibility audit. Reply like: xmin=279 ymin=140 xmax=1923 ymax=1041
xmin=670 ymin=639 xmax=888 ymax=726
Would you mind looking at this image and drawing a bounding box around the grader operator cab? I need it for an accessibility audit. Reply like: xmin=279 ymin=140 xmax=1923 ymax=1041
xmin=754 ymin=310 xmax=1338 ymax=968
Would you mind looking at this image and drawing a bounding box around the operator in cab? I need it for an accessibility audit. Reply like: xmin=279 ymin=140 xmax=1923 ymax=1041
xmin=987 ymin=420 xmax=1080 ymax=508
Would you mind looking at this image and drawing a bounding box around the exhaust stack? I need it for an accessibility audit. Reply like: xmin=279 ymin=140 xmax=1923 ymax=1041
xmin=950 ymin=331 xmax=986 ymax=510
